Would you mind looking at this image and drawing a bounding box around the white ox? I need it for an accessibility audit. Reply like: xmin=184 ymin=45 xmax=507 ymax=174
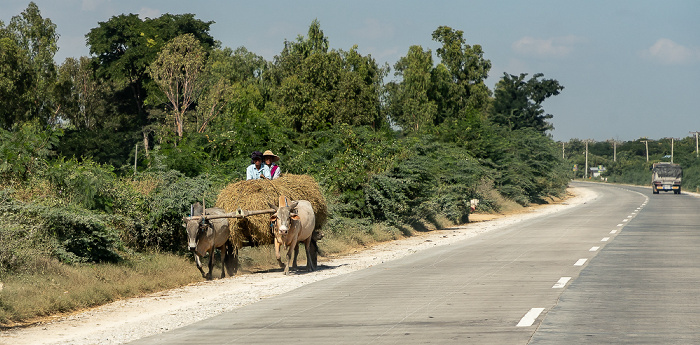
xmin=269 ymin=195 xmax=316 ymax=275
xmin=185 ymin=203 xmax=236 ymax=280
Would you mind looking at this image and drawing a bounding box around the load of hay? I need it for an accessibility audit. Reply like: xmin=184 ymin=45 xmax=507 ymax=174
xmin=216 ymin=174 xmax=328 ymax=248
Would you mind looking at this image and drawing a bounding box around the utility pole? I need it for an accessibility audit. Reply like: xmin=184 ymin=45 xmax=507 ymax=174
xmin=562 ymin=142 xmax=565 ymax=159
xmin=134 ymin=143 xmax=138 ymax=174
xmin=671 ymin=137 xmax=677 ymax=164
xmin=608 ymin=139 xmax=618 ymax=162
xmin=585 ymin=140 xmax=589 ymax=179
xmin=641 ymin=139 xmax=649 ymax=162
xmin=691 ymin=131 xmax=699 ymax=158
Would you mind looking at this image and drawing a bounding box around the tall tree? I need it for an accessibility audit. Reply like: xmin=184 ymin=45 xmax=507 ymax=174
xmin=431 ymin=26 xmax=491 ymax=122
xmin=192 ymin=47 xmax=268 ymax=134
xmin=390 ymin=45 xmax=437 ymax=131
xmin=0 ymin=26 xmax=33 ymax=129
xmin=54 ymin=56 xmax=106 ymax=130
xmin=86 ymin=14 xmax=215 ymax=127
xmin=86 ymin=13 xmax=215 ymax=151
xmin=6 ymin=2 xmax=59 ymax=126
xmin=334 ymin=46 xmax=384 ymax=128
xmin=270 ymin=20 xmax=385 ymax=132
xmin=491 ymin=72 xmax=564 ymax=133
xmin=148 ymin=34 xmax=206 ymax=138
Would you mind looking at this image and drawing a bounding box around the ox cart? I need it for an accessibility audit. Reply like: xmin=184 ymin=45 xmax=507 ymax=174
xmin=183 ymin=200 xmax=321 ymax=279
xmin=183 ymin=174 xmax=327 ymax=279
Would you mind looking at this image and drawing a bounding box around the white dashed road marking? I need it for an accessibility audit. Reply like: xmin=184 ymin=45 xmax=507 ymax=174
xmin=552 ymin=277 xmax=571 ymax=289
xmin=574 ymin=259 xmax=587 ymax=266
xmin=601 ymin=237 xmax=610 ymax=242
xmin=610 ymin=230 xmax=617 ymax=234
xmin=590 ymin=246 xmax=600 ymax=251
xmin=517 ymin=308 xmax=545 ymax=327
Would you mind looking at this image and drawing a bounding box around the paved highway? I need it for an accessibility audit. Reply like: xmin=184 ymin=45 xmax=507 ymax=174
xmin=129 ymin=182 xmax=700 ymax=344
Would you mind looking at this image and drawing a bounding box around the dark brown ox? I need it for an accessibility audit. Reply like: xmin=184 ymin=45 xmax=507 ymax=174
xmin=269 ymin=196 xmax=316 ymax=275
xmin=185 ymin=203 xmax=236 ymax=280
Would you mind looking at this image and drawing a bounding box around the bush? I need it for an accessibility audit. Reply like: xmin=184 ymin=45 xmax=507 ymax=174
xmin=0 ymin=191 xmax=122 ymax=265
xmin=364 ymin=139 xmax=487 ymax=228
xmin=0 ymin=198 xmax=54 ymax=275
xmin=285 ymin=125 xmax=403 ymax=217
xmin=44 ymin=157 xmax=117 ymax=211
xmin=123 ymin=171 xmax=220 ymax=252
xmin=0 ymin=123 xmax=60 ymax=181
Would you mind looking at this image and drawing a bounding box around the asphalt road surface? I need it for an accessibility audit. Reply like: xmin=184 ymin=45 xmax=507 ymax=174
xmin=129 ymin=182 xmax=700 ymax=344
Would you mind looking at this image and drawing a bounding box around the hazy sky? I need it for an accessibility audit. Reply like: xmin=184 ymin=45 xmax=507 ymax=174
xmin=2 ymin=0 xmax=699 ymax=142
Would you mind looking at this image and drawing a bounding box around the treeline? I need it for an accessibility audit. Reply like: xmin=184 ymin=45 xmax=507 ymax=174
xmin=0 ymin=3 xmax=569 ymax=275
xmin=564 ymin=137 xmax=700 ymax=190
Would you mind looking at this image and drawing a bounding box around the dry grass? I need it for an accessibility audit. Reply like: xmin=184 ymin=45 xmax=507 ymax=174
xmin=0 ymin=253 xmax=201 ymax=328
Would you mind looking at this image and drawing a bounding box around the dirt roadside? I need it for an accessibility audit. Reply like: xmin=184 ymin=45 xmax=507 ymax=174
xmin=0 ymin=185 xmax=597 ymax=345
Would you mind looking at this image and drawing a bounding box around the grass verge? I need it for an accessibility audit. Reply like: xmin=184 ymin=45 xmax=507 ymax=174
xmin=0 ymin=252 xmax=201 ymax=328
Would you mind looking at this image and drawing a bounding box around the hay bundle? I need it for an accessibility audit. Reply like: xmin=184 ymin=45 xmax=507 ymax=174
xmin=216 ymin=174 xmax=328 ymax=248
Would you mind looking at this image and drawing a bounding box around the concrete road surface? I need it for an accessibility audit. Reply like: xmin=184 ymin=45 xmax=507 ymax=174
xmin=129 ymin=182 xmax=700 ymax=344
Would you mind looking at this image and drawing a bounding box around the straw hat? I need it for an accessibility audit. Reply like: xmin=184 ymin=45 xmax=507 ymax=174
xmin=262 ymin=150 xmax=279 ymax=162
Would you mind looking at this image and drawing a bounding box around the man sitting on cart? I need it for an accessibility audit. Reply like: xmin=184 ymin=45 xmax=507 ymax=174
xmin=246 ymin=151 xmax=271 ymax=180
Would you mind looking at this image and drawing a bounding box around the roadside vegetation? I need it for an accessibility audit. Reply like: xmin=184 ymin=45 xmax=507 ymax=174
xmin=1 ymin=3 xmax=570 ymax=325
xmin=564 ymin=137 xmax=700 ymax=190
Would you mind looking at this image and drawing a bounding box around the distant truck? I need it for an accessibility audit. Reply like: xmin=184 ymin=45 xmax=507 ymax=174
xmin=652 ymin=162 xmax=682 ymax=194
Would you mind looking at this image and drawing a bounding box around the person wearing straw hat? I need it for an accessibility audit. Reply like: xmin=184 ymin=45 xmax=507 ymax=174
xmin=263 ymin=150 xmax=281 ymax=180
xmin=246 ymin=150 xmax=271 ymax=180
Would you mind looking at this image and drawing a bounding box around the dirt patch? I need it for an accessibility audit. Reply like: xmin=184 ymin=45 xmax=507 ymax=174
xmin=0 ymin=186 xmax=595 ymax=345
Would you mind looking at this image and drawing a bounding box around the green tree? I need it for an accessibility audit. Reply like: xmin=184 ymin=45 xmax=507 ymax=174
xmin=148 ymin=33 xmax=206 ymax=138
xmin=54 ymin=56 xmax=106 ymax=130
xmin=431 ymin=26 xmax=492 ymax=122
xmin=491 ymin=72 xmax=564 ymax=133
xmin=2 ymin=2 xmax=58 ymax=127
xmin=389 ymin=45 xmax=437 ymax=131
xmin=269 ymin=20 xmax=385 ymax=132
xmin=85 ymin=14 xmax=215 ymax=141
xmin=334 ymin=46 xmax=385 ymax=128
xmin=9 ymin=2 xmax=59 ymax=122
xmin=0 ymin=29 xmax=33 ymax=129
xmin=194 ymin=47 xmax=267 ymax=133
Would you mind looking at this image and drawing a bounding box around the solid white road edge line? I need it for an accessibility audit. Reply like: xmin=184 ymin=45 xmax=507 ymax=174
xmin=516 ymin=308 xmax=545 ymax=327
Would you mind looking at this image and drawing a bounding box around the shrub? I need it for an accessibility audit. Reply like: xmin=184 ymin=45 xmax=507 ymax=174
xmin=0 ymin=204 xmax=54 ymax=275
xmin=125 ymin=171 xmax=220 ymax=252
xmin=0 ymin=123 xmax=60 ymax=181
xmin=364 ymin=139 xmax=487 ymax=228
xmin=0 ymin=191 xmax=122 ymax=266
xmin=44 ymin=157 xmax=117 ymax=211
